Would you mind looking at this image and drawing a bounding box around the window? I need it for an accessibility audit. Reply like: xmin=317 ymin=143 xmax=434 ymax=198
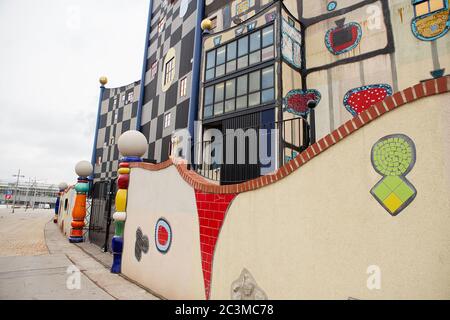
xmin=158 ymin=18 xmax=165 ymax=33
xmin=180 ymin=77 xmax=187 ymax=97
xmin=204 ymin=25 xmax=275 ymax=81
xmin=210 ymin=16 xmax=217 ymax=30
xmin=414 ymin=0 xmax=445 ymax=16
xmin=164 ymin=113 xmax=171 ymax=128
xmin=203 ymin=65 xmax=275 ymax=118
xmin=151 ymin=62 xmax=158 ymax=79
xmin=164 ymin=57 xmax=175 ymax=86
xmin=126 ymin=92 xmax=134 ymax=104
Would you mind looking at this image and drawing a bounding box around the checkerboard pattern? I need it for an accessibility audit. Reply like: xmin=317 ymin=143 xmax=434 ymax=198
xmin=93 ymin=81 xmax=141 ymax=182
xmin=140 ymin=0 xmax=198 ymax=163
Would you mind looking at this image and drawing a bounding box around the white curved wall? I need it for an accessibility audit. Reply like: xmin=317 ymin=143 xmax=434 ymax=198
xmin=211 ymin=93 xmax=450 ymax=299
xmin=121 ymin=166 xmax=205 ymax=299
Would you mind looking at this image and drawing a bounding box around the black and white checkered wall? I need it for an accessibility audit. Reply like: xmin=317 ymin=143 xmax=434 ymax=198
xmin=93 ymin=81 xmax=141 ymax=181
xmin=140 ymin=0 xmax=198 ymax=163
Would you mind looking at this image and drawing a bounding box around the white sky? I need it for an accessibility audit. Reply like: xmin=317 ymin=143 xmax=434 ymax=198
xmin=0 ymin=0 xmax=149 ymax=185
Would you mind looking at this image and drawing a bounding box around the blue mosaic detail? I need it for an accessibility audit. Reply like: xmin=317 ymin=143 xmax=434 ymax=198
xmin=213 ymin=36 xmax=222 ymax=46
xmin=327 ymin=1 xmax=337 ymax=11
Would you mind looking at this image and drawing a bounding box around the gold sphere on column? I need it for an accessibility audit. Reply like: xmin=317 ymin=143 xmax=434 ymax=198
xmin=201 ymin=19 xmax=213 ymax=31
xmin=99 ymin=76 xmax=108 ymax=85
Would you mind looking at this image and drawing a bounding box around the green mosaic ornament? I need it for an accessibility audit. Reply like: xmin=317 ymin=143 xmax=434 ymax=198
xmin=370 ymin=134 xmax=417 ymax=216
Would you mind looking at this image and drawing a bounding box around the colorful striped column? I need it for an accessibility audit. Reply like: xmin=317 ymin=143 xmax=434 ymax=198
xmin=69 ymin=161 xmax=93 ymax=243
xmin=111 ymin=130 xmax=148 ymax=274
xmin=53 ymin=182 xmax=68 ymax=223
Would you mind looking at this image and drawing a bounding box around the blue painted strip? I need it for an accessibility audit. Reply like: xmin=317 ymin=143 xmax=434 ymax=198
xmin=187 ymin=0 xmax=205 ymax=161
xmin=136 ymin=0 xmax=154 ymax=131
xmin=90 ymin=85 xmax=106 ymax=180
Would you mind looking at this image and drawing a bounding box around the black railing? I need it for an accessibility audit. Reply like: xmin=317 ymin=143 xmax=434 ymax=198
xmin=189 ymin=116 xmax=309 ymax=185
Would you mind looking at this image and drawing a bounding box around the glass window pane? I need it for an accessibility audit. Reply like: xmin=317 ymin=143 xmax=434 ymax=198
xmin=248 ymin=92 xmax=260 ymax=106
xmin=225 ymin=79 xmax=236 ymax=99
xmin=236 ymin=96 xmax=247 ymax=109
xmin=204 ymin=105 xmax=213 ymax=118
xmin=216 ymin=46 xmax=226 ymax=65
xmin=227 ymin=41 xmax=237 ymax=61
xmin=261 ymin=88 xmax=274 ymax=103
xmin=237 ymin=56 xmax=248 ymax=69
xmin=238 ymin=36 xmax=248 ymax=57
xmin=226 ymin=60 xmax=237 ymax=74
xmin=249 ymin=70 xmax=260 ymax=92
xmin=237 ymin=75 xmax=248 ymax=96
xmin=261 ymin=67 xmax=274 ymax=89
xmin=206 ymin=50 xmax=215 ymax=69
xmin=215 ymin=64 xmax=225 ymax=77
xmin=249 ymin=51 xmax=261 ymax=65
xmin=250 ymin=30 xmax=261 ymax=52
xmin=430 ymin=0 xmax=444 ymax=12
xmin=261 ymin=46 xmax=274 ymax=61
xmin=262 ymin=26 xmax=274 ymax=47
xmin=204 ymin=86 xmax=214 ymax=105
xmin=225 ymin=99 xmax=235 ymax=113
xmin=205 ymin=69 xmax=215 ymax=81
xmin=415 ymin=2 xmax=429 ymax=16
xmin=215 ymin=83 xmax=224 ymax=102
xmin=214 ymin=102 xmax=224 ymax=115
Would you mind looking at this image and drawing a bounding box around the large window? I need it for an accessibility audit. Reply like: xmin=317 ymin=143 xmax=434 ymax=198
xmin=164 ymin=58 xmax=175 ymax=86
xmin=203 ymin=65 xmax=275 ymax=118
xmin=204 ymin=25 xmax=274 ymax=81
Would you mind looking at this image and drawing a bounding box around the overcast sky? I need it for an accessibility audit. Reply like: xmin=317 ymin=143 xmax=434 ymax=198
xmin=0 ymin=0 xmax=149 ymax=185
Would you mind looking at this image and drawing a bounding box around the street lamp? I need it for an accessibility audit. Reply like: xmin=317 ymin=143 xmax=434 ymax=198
xmin=11 ymin=169 xmax=25 ymax=213
xmin=68 ymin=161 xmax=93 ymax=243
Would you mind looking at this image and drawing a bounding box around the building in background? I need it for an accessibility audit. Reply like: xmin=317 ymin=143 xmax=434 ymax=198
xmin=139 ymin=0 xmax=200 ymax=163
xmin=0 ymin=180 xmax=59 ymax=208
xmin=92 ymin=81 xmax=141 ymax=182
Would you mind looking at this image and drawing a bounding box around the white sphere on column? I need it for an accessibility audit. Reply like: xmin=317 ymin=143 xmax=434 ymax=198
xmin=58 ymin=182 xmax=68 ymax=191
xmin=117 ymin=130 xmax=148 ymax=157
xmin=75 ymin=160 xmax=93 ymax=177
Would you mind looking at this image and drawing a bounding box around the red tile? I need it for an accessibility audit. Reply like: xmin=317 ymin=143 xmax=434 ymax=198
xmin=424 ymin=79 xmax=437 ymax=95
xmin=403 ymin=87 xmax=414 ymax=102
xmin=413 ymin=83 xmax=425 ymax=98
xmin=437 ymin=77 xmax=447 ymax=93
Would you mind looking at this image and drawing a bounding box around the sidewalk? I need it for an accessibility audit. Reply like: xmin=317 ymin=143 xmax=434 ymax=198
xmin=0 ymin=208 xmax=159 ymax=300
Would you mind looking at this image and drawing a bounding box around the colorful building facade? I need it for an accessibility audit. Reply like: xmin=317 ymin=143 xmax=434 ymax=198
xmin=75 ymin=0 xmax=450 ymax=300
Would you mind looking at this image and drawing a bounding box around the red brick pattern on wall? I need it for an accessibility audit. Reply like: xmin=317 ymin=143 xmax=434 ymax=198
xmin=195 ymin=190 xmax=237 ymax=300
xmin=130 ymin=76 xmax=450 ymax=195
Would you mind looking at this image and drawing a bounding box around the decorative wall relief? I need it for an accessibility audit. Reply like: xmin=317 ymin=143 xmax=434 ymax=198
xmin=231 ymin=268 xmax=268 ymax=300
xmin=283 ymin=89 xmax=321 ymax=116
xmin=411 ymin=0 xmax=449 ymax=41
xmin=281 ymin=18 xmax=302 ymax=68
xmin=265 ymin=12 xmax=277 ymax=23
xmin=155 ymin=218 xmax=172 ymax=254
xmin=343 ymin=84 xmax=393 ymax=116
xmin=370 ymin=134 xmax=417 ymax=216
xmin=195 ymin=191 xmax=237 ymax=299
xmin=327 ymin=1 xmax=338 ymax=11
xmin=135 ymin=227 xmax=149 ymax=262
xmin=325 ymin=18 xmax=362 ymax=55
